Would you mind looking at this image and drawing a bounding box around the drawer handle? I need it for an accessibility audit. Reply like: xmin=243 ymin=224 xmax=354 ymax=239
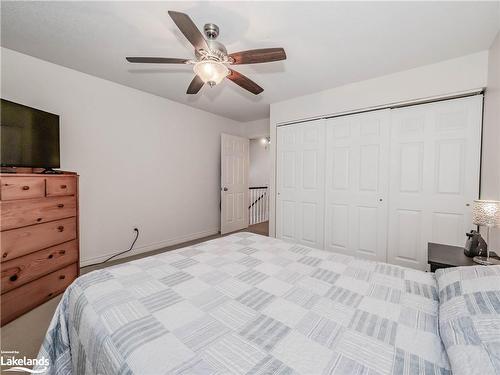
xmin=2 ymin=253 xmax=7 ymax=258
xmin=9 ymin=274 xmax=18 ymax=282
xmin=37 ymin=217 xmax=42 ymax=222
xmin=48 ymin=254 xmax=54 ymax=259
xmin=57 ymin=204 xmax=65 ymax=208
xmin=22 ymin=185 xmax=30 ymax=190
xmin=59 ymin=250 xmax=66 ymax=255
xmin=57 ymin=226 xmax=64 ymax=232
xmin=48 ymin=292 xmax=54 ymax=298
xmin=60 ymin=184 xmax=67 ymax=189
xmin=59 ymin=275 xmax=66 ymax=280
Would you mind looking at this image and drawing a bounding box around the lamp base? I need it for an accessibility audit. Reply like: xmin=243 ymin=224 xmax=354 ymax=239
xmin=473 ymin=256 xmax=500 ymax=266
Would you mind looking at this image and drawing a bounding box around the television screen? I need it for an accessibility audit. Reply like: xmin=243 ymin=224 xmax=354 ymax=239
xmin=1 ymin=99 xmax=60 ymax=168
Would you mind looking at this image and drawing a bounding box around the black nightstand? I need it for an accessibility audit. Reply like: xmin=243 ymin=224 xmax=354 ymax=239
xmin=428 ymin=242 xmax=499 ymax=272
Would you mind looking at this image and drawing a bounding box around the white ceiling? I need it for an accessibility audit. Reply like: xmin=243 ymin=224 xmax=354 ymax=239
xmin=1 ymin=1 xmax=499 ymax=122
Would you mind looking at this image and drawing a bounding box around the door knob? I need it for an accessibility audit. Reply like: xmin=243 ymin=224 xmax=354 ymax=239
xmin=223 ymin=187 xmax=228 ymax=191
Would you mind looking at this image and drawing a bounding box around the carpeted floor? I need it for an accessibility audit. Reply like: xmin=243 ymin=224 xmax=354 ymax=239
xmin=0 ymin=222 xmax=269 ymax=365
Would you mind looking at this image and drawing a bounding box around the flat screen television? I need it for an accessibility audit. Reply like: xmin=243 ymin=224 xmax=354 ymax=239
xmin=1 ymin=99 xmax=60 ymax=169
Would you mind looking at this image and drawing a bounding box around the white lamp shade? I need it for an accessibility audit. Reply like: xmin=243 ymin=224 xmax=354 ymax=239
xmin=472 ymin=200 xmax=500 ymax=227
xmin=193 ymin=60 xmax=228 ymax=85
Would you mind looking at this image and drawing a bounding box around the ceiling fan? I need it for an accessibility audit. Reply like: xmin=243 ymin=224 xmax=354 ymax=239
xmin=126 ymin=11 xmax=286 ymax=95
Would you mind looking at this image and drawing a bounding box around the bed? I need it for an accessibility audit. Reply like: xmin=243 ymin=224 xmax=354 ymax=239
xmin=37 ymin=233 xmax=500 ymax=374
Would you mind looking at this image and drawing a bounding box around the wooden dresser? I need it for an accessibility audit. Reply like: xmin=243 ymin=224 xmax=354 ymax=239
xmin=0 ymin=172 xmax=79 ymax=326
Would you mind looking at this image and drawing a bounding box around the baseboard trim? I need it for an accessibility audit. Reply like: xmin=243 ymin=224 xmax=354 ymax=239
xmin=79 ymin=228 xmax=220 ymax=267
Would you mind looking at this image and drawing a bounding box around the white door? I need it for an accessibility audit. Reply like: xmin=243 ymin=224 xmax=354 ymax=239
xmin=324 ymin=110 xmax=390 ymax=261
xmin=221 ymin=133 xmax=249 ymax=234
xmin=387 ymin=96 xmax=482 ymax=270
xmin=276 ymin=120 xmax=325 ymax=249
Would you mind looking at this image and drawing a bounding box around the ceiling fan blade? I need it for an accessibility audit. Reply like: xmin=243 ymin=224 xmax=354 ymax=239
xmin=126 ymin=57 xmax=189 ymax=64
xmin=226 ymin=69 xmax=263 ymax=95
xmin=168 ymin=11 xmax=209 ymax=52
xmin=229 ymin=48 xmax=286 ymax=64
xmin=187 ymin=75 xmax=204 ymax=94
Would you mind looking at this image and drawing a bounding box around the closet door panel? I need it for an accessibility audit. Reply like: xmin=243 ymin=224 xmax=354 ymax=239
xmin=388 ymin=107 xmax=427 ymax=268
xmin=428 ymin=97 xmax=481 ymax=246
xmin=277 ymin=125 xmax=298 ymax=242
xmin=394 ymin=208 xmax=422 ymax=262
xmin=388 ymin=96 xmax=482 ymax=270
xmin=280 ymin=200 xmax=296 ymax=241
xmin=325 ymin=116 xmax=355 ymax=256
xmin=276 ymin=120 xmax=325 ymax=249
xmin=326 ymin=203 xmax=350 ymax=252
xmin=325 ymin=110 xmax=390 ymax=261
xmin=331 ymin=147 xmax=350 ymax=190
xmin=282 ymin=151 xmax=296 ymax=189
xmin=357 ymin=206 xmax=379 ymax=255
xmin=298 ymin=120 xmax=325 ymax=248
xmin=359 ymin=144 xmax=380 ymax=191
xmin=399 ymin=142 xmax=424 ymax=193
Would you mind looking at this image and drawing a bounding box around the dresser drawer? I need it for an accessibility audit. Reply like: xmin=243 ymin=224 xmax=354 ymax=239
xmin=46 ymin=177 xmax=76 ymax=197
xmin=0 ymin=177 xmax=45 ymax=201
xmin=1 ymin=217 xmax=77 ymax=262
xmin=1 ymin=263 xmax=77 ymax=326
xmin=1 ymin=240 xmax=78 ymax=293
xmin=0 ymin=196 xmax=76 ymax=231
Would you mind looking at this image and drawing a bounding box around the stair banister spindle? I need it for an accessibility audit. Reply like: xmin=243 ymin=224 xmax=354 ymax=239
xmin=248 ymin=186 xmax=268 ymax=225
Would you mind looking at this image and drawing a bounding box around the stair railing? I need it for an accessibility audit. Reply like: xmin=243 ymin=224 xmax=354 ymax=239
xmin=248 ymin=187 xmax=268 ymax=225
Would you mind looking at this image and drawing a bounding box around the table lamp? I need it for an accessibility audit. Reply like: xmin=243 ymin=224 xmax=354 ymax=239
xmin=472 ymin=199 xmax=500 ymax=265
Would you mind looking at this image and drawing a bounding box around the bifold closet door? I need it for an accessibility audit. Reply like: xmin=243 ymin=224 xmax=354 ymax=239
xmin=387 ymin=96 xmax=482 ymax=270
xmin=276 ymin=120 xmax=325 ymax=249
xmin=324 ymin=110 xmax=390 ymax=261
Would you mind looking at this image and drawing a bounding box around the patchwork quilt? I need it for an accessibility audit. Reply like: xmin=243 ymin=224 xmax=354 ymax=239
xmin=436 ymin=266 xmax=500 ymax=375
xmin=38 ymin=233 xmax=454 ymax=374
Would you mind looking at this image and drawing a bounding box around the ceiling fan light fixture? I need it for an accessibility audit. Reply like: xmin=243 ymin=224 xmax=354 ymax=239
xmin=126 ymin=11 xmax=286 ymax=95
xmin=193 ymin=60 xmax=229 ymax=87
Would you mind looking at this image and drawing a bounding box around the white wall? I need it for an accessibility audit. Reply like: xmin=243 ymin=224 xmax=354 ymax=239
xmin=249 ymin=139 xmax=270 ymax=187
xmin=1 ymin=47 xmax=243 ymax=265
xmin=240 ymin=118 xmax=270 ymax=139
xmin=269 ymin=51 xmax=490 ymax=236
xmin=482 ymin=32 xmax=500 ymax=250
xmin=244 ymin=118 xmax=271 ymax=196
